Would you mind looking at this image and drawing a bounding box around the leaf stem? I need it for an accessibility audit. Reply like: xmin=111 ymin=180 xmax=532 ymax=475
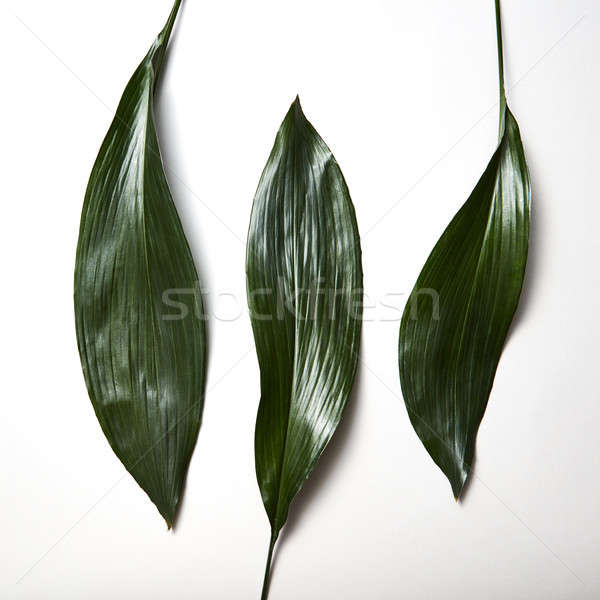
xmin=261 ymin=530 xmax=278 ymax=600
xmin=151 ymin=0 xmax=183 ymax=86
xmin=161 ymin=0 xmax=183 ymax=47
xmin=494 ymin=0 xmax=507 ymax=139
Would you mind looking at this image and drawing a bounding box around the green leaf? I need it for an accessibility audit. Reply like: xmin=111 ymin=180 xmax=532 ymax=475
xmin=398 ymin=0 xmax=530 ymax=499
xmin=74 ymin=0 xmax=206 ymax=527
xmin=246 ymin=97 xmax=362 ymax=598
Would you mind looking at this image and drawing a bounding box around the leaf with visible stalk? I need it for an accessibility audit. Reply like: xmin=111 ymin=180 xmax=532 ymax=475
xmin=246 ymin=97 xmax=362 ymax=598
xmin=398 ymin=0 xmax=531 ymax=499
xmin=74 ymin=0 xmax=206 ymax=527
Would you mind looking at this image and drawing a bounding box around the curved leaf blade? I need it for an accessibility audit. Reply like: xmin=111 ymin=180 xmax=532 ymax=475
xmin=398 ymin=0 xmax=530 ymax=500
xmin=74 ymin=0 xmax=206 ymax=527
xmin=246 ymin=98 xmax=362 ymax=597
xmin=398 ymin=107 xmax=530 ymax=498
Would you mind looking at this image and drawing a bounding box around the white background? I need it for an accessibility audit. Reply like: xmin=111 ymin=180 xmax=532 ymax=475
xmin=2 ymin=0 xmax=598 ymax=598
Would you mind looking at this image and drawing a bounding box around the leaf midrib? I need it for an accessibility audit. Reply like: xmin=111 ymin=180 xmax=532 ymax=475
xmin=134 ymin=67 xmax=167 ymax=504
xmin=270 ymin=127 xmax=300 ymax=534
xmin=450 ymin=126 xmax=508 ymax=467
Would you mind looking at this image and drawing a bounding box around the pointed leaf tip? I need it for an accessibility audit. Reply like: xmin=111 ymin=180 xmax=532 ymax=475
xmin=289 ymin=95 xmax=304 ymax=119
xmin=452 ymin=473 xmax=466 ymax=501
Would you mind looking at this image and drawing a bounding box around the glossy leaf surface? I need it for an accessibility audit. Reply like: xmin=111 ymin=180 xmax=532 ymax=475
xmin=74 ymin=0 xmax=205 ymax=527
xmin=398 ymin=0 xmax=530 ymax=499
xmin=246 ymin=98 xmax=362 ymax=597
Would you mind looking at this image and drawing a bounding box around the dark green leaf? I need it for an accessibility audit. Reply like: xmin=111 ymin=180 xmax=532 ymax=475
xmin=398 ymin=0 xmax=530 ymax=499
xmin=74 ymin=0 xmax=206 ymax=527
xmin=246 ymin=97 xmax=362 ymax=598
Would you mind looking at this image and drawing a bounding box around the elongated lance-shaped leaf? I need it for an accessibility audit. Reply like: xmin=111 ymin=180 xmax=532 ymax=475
xmin=247 ymin=97 xmax=362 ymax=598
xmin=398 ymin=0 xmax=531 ymax=500
xmin=74 ymin=0 xmax=206 ymax=527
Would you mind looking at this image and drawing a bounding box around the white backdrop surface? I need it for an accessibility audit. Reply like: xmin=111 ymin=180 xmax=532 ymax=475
xmin=2 ymin=0 xmax=599 ymax=598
